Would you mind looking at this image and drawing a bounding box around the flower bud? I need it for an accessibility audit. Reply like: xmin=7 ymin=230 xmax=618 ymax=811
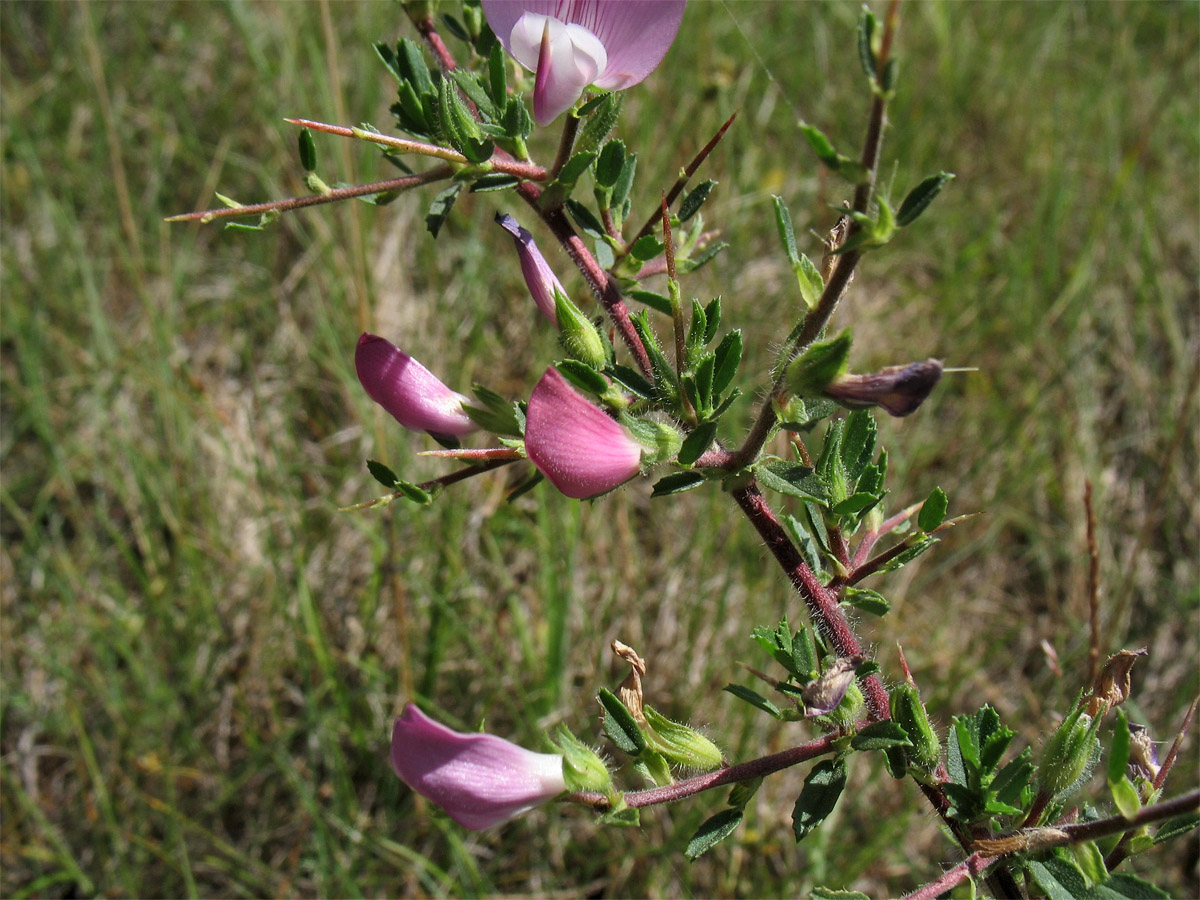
xmin=390 ymin=704 xmax=565 ymax=830
xmin=802 ymin=655 xmax=863 ymax=719
xmin=355 ymin=333 xmax=476 ymax=438
xmin=890 ymin=682 xmax=942 ymax=773
xmin=552 ymin=724 xmax=613 ymax=794
xmin=1037 ymin=702 xmax=1102 ymax=799
xmin=524 ymin=367 xmax=643 ymax=498
xmin=824 ymin=359 xmax=944 ymax=418
xmin=554 ymin=289 xmax=608 ymax=369
xmin=642 ymin=706 xmax=723 ymax=772
xmin=495 ymin=213 xmax=564 ymax=323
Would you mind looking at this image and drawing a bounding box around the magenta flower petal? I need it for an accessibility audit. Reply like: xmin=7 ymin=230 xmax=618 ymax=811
xmin=524 ymin=368 xmax=643 ymax=499
xmin=495 ymin=213 xmax=564 ymax=323
xmin=483 ymin=1 xmax=686 ymax=123
xmin=390 ymin=704 xmax=566 ymax=830
xmin=355 ymin=333 xmax=476 ymax=437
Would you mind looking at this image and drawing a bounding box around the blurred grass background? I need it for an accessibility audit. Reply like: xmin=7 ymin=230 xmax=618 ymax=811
xmin=2 ymin=1 xmax=1197 ymax=897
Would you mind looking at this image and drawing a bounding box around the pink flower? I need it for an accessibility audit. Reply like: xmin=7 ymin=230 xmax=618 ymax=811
xmin=354 ymin=333 xmax=476 ymax=438
xmin=524 ymin=368 xmax=642 ymax=498
xmin=390 ymin=704 xmax=566 ymax=830
xmin=495 ymin=213 xmax=564 ymax=323
xmin=482 ymin=1 xmax=687 ymax=124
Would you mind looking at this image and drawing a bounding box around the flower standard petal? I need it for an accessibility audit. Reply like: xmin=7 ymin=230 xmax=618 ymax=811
xmin=524 ymin=368 xmax=643 ymax=499
xmin=495 ymin=212 xmax=564 ymax=323
xmin=390 ymin=704 xmax=567 ymax=830
xmin=355 ymin=333 xmax=476 ymax=437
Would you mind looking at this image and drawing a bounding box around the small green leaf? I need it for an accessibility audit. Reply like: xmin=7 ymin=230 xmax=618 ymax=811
xmin=425 ymin=183 xmax=463 ymax=238
xmin=757 ymin=460 xmax=826 ymax=504
xmin=797 ymin=252 xmax=824 ymax=308
xmin=367 ymin=459 xmax=400 ymax=489
xmin=564 ymin=199 xmax=606 ymax=239
xmin=487 ymin=42 xmax=507 ymax=106
xmin=679 ymin=180 xmax=716 ymax=222
xmin=851 ymin=721 xmax=912 ymax=751
xmin=857 ymin=6 xmax=878 ymax=81
xmin=842 ymin=587 xmax=891 ymax=616
xmin=470 ymin=173 xmax=519 ymax=193
xmin=630 ymin=235 xmax=665 ymax=261
xmin=1108 ymin=708 xmax=1131 ymax=784
xmin=1153 ymin=812 xmax=1200 ymax=845
xmin=812 ymin=889 xmax=870 ymax=900
xmin=556 ymin=359 xmax=609 ymax=396
xmin=628 ymin=290 xmax=673 ymax=315
xmin=896 ymin=172 xmax=956 ymax=227
xmin=1026 ymin=858 xmax=1091 ymax=900
xmin=651 ymin=471 xmax=707 ymax=497
xmin=792 ymin=757 xmax=847 ymax=842
xmin=298 ymin=129 xmax=317 ymax=172
xmin=678 ymin=421 xmax=719 ymax=467
xmin=598 ymin=688 xmax=646 ymax=755
xmin=396 ymin=481 xmax=433 ymax=505
xmin=723 ymin=684 xmax=784 ymax=719
xmin=685 ymin=808 xmax=743 ymax=860
xmin=606 ymin=364 xmax=655 ymax=398
xmin=772 ymin=195 xmax=800 ymax=268
xmin=832 ymin=492 xmax=880 ymax=517
xmin=1092 ymin=873 xmax=1171 ymax=899
xmin=594 ymin=139 xmax=625 ymax=188
xmin=703 ymin=297 xmax=722 ymax=344
xmin=678 ymin=240 xmax=728 ymax=273
xmin=799 ymin=123 xmax=838 ymax=167
xmin=711 ymin=329 xmax=743 ymax=397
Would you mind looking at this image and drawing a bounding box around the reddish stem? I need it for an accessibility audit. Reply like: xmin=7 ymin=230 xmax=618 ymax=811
xmin=731 ymin=483 xmax=890 ymax=720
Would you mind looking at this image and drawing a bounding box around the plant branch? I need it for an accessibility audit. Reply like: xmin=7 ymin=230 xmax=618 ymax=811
xmin=902 ymin=851 xmax=992 ymax=900
xmin=405 ymin=6 xmax=458 ymax=72
xmin=166 ymin=167 xmax=454 ymax=223
xmin=730 ymin=483 xmax=890 ymax=720
xmin=569 ymin=728 xmax=844 ymax=810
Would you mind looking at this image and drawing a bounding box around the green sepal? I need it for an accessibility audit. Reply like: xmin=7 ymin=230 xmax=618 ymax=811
xmin=787 ymin=331 xmax=853 ymax=397
xmin=643 ymin=705 xmax=723 ymax=771
xmin=685 ymin=808 xmax=743 ymax=860
xmin=462 ymin=384 xmax=522 ymax=437
xmin=575 ymin=92 xmax=622 ymax=155
xmin=553 ymin=724 xmax=612 ymax=794
xmin=600 ymin=804 xmax=640 ymax=827
xmin=597 ymin=688 xmax=646 ymax=755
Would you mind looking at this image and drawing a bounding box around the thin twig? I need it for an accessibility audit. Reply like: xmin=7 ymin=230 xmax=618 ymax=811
xmin=165 ymin=168 xmax=454 ymax=223
xmin=902 ymin=852 xmax=992 ymax=900
xmin=627 ymin=112 xmax=738 ymax=252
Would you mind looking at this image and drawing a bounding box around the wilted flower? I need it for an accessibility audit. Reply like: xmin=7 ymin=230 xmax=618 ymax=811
xmin=482 ymin=1 xmax=687 ymax=124
xmin=390 ymin=704 xmax=566 ymax=830
xmin=524 ymin=367 xmax=643 ymax=498
xmin=802 ymin=655 xmax=864 ymax=717
xmin=1085 ymin=648 xmax=1147 ymax=716
xmin=355 ymin=333 xmax=476 ymax=438
xmin=495 ymin=213 xmax=565 ymax=323
xmin=823 ymin=359 xmax=944 ymax=418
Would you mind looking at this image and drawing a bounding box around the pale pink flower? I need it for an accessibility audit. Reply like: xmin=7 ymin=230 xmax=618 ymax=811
xmin=390 ymin=704 xmax=566 ymax=830
xmin=495 ymin=213 xmax=564 ymax=323
xmin=355 ymin=333 xmax=476 ymax=438
xmin=524 ymin=368 xmax=642 ymax=498
xmin=482 ymin=1 xmax=687 ymax=124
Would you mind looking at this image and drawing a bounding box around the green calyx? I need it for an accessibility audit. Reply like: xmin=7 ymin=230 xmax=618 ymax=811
xmin=786 ymin=330 xmax=853 ymax=397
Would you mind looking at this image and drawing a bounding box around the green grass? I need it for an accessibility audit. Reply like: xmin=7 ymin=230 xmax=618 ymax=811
xmin=3 ymin=1 xmax=1197 ymax=897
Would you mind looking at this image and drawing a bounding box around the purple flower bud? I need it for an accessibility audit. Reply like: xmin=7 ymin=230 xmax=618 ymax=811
xmin=824 ymin=359 xmax=944 ymax=417
xmin=524 ymin=368 xmax=643 ymax=498
xmin=390 ymin=704 xmax=567 ymax=830
xmin=355 ymin=333 xmax=476 ymax=438
xmin=482 ymin=1 xmax=687 ymax=124
xmin=495 ymin=213 xmax=564 ymax=323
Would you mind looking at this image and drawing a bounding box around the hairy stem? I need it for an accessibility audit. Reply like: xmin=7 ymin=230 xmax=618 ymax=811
xmin=570 ymin=728 xmax=844 ymax=810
